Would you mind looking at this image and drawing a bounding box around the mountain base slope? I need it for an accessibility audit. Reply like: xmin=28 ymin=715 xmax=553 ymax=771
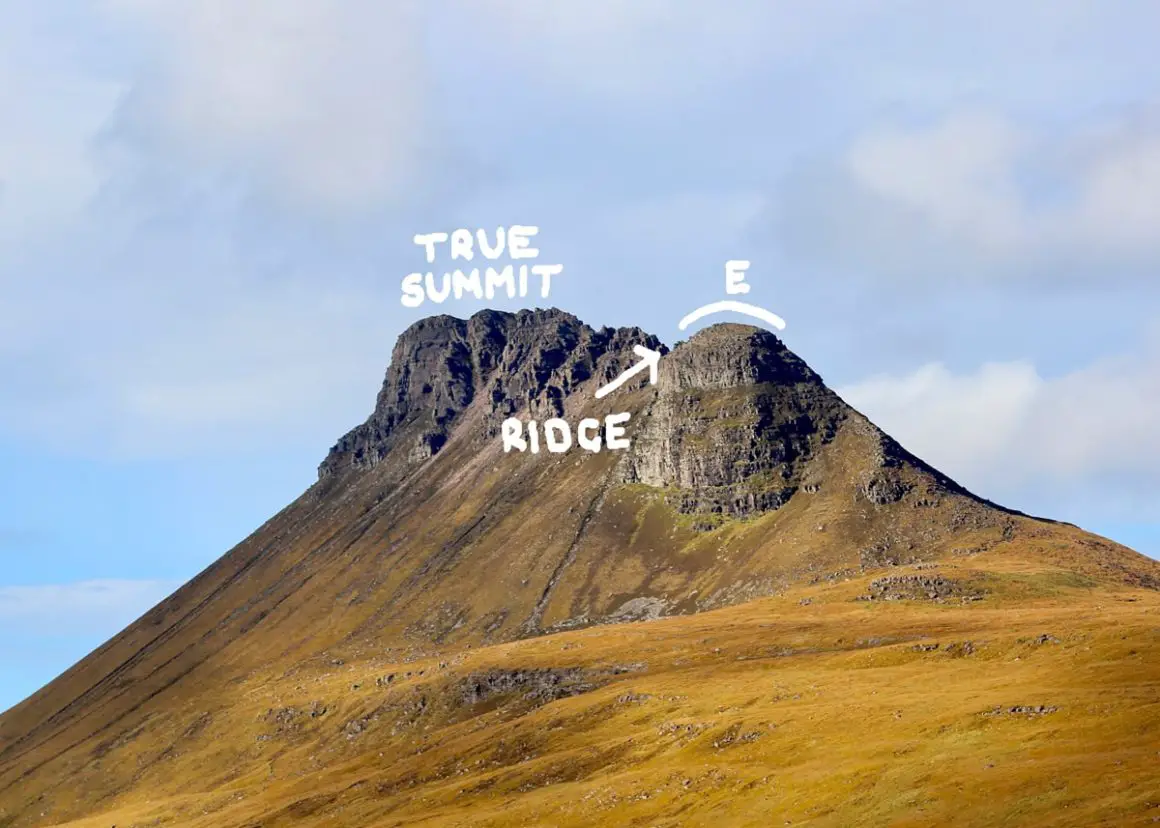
xmin=17 ymin=530 xmax=1160 ymax=828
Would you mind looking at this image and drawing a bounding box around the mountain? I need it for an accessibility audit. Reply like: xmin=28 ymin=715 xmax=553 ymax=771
xmin=1 ymin=308 xmax=1157 ymax=828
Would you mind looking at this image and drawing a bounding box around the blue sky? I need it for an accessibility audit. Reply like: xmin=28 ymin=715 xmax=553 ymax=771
xmin=2 ymin=0 xmax=1159 ymax=713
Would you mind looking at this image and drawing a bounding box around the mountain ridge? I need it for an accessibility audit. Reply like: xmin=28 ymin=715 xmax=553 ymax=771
xmin=0 ymin=307 xmax=1157 ymax=827
xmin=317 ymin=308 xmax=664 ymax=479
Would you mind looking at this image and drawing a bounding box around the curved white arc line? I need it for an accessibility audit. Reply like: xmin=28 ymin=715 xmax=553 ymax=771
xmin=678 ymin=300 xmax=787 ymax=332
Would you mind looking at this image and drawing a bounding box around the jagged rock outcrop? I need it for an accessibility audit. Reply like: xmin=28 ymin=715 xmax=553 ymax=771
xmin=318 ymin=309 xmax=664 ymax=478
xmin=864 ymin=574 xmax=985 ymax=602
xmin=616 ymin=323 xmax=991 ymax=521
xmin=320 ymin=315 xmax=995 ymax=525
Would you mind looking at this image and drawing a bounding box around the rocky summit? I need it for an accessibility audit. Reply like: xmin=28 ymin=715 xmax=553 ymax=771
xmin=318 ymin=310 xmax=663 ymax=477
xmin=1 ymin=308 xmax=1158 ymax=828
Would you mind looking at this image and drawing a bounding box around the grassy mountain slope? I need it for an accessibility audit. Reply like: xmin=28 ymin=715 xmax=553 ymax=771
xmin=0 ymin=309 xmax=1157 ymax=827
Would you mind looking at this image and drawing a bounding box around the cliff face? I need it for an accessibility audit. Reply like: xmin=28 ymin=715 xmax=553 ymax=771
xmin=318 ymin=313 xmax=956 ymax=526
xmin=621 ymin=324 xmax=848 ymax=516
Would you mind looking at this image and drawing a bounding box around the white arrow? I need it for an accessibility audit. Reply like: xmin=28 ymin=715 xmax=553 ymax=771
xmin=595 ymin=345 xmax=662 ymax=399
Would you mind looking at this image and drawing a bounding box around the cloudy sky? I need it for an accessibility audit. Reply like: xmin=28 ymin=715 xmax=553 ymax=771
xmin=2 ymin=0 xmax=1158 ymax=712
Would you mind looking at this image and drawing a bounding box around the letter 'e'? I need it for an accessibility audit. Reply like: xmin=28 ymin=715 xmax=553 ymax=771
xmin=605 ymin=412 xmax=631 ymax=450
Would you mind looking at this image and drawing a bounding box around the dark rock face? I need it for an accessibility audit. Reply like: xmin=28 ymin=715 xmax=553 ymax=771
xmin=864 ymin=574 xmax=985 ymax=602
xmin=456 ymin=668 xmax=594 ymax=707
xmin=661 ymin=324 xmax=820 ymax=391
xmin=318 ymin=312 xmax=964 ymax=527
xmin=982 ymin=705 xmax=1058 ymax=718
xmin=318 ymin=309 xmax=663 ymax=478
xmin=621 ymin=324 xmax=849 ymax=517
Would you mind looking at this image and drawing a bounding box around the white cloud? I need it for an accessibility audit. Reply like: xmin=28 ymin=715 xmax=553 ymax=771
xmin=1076 ymin=122 xmax=1160 ymax=249
xmin=454 ymin=0 xmax=890 ymax=101
xmin=102 ymin=0 xmax=435 ymax=211
xmin=0 ymin=579 xmax=178 ymax=634
xmin=0 ymin=268 xmax=401 ymax=459
xmin=0 ymin=0 xmax=420 ymax=460
xmin=0 ymin=8 xmax=124 ymax=246
xmin=838 ymin=337 xmax=1160 ymax=511
xmin=108 ymin=284 xmax=399 ymax=454
xmin=776 ymin=107 xmax=1160 ymax=285
xmin=845 ymin=112 xmax=1029 ymax=254
xmin=840 ymin=360 xmax=1042 ymax=476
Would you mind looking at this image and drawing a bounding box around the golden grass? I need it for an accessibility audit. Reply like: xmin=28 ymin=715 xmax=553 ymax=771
xmin=27 ymin=560 xmax=1160 ymax=828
